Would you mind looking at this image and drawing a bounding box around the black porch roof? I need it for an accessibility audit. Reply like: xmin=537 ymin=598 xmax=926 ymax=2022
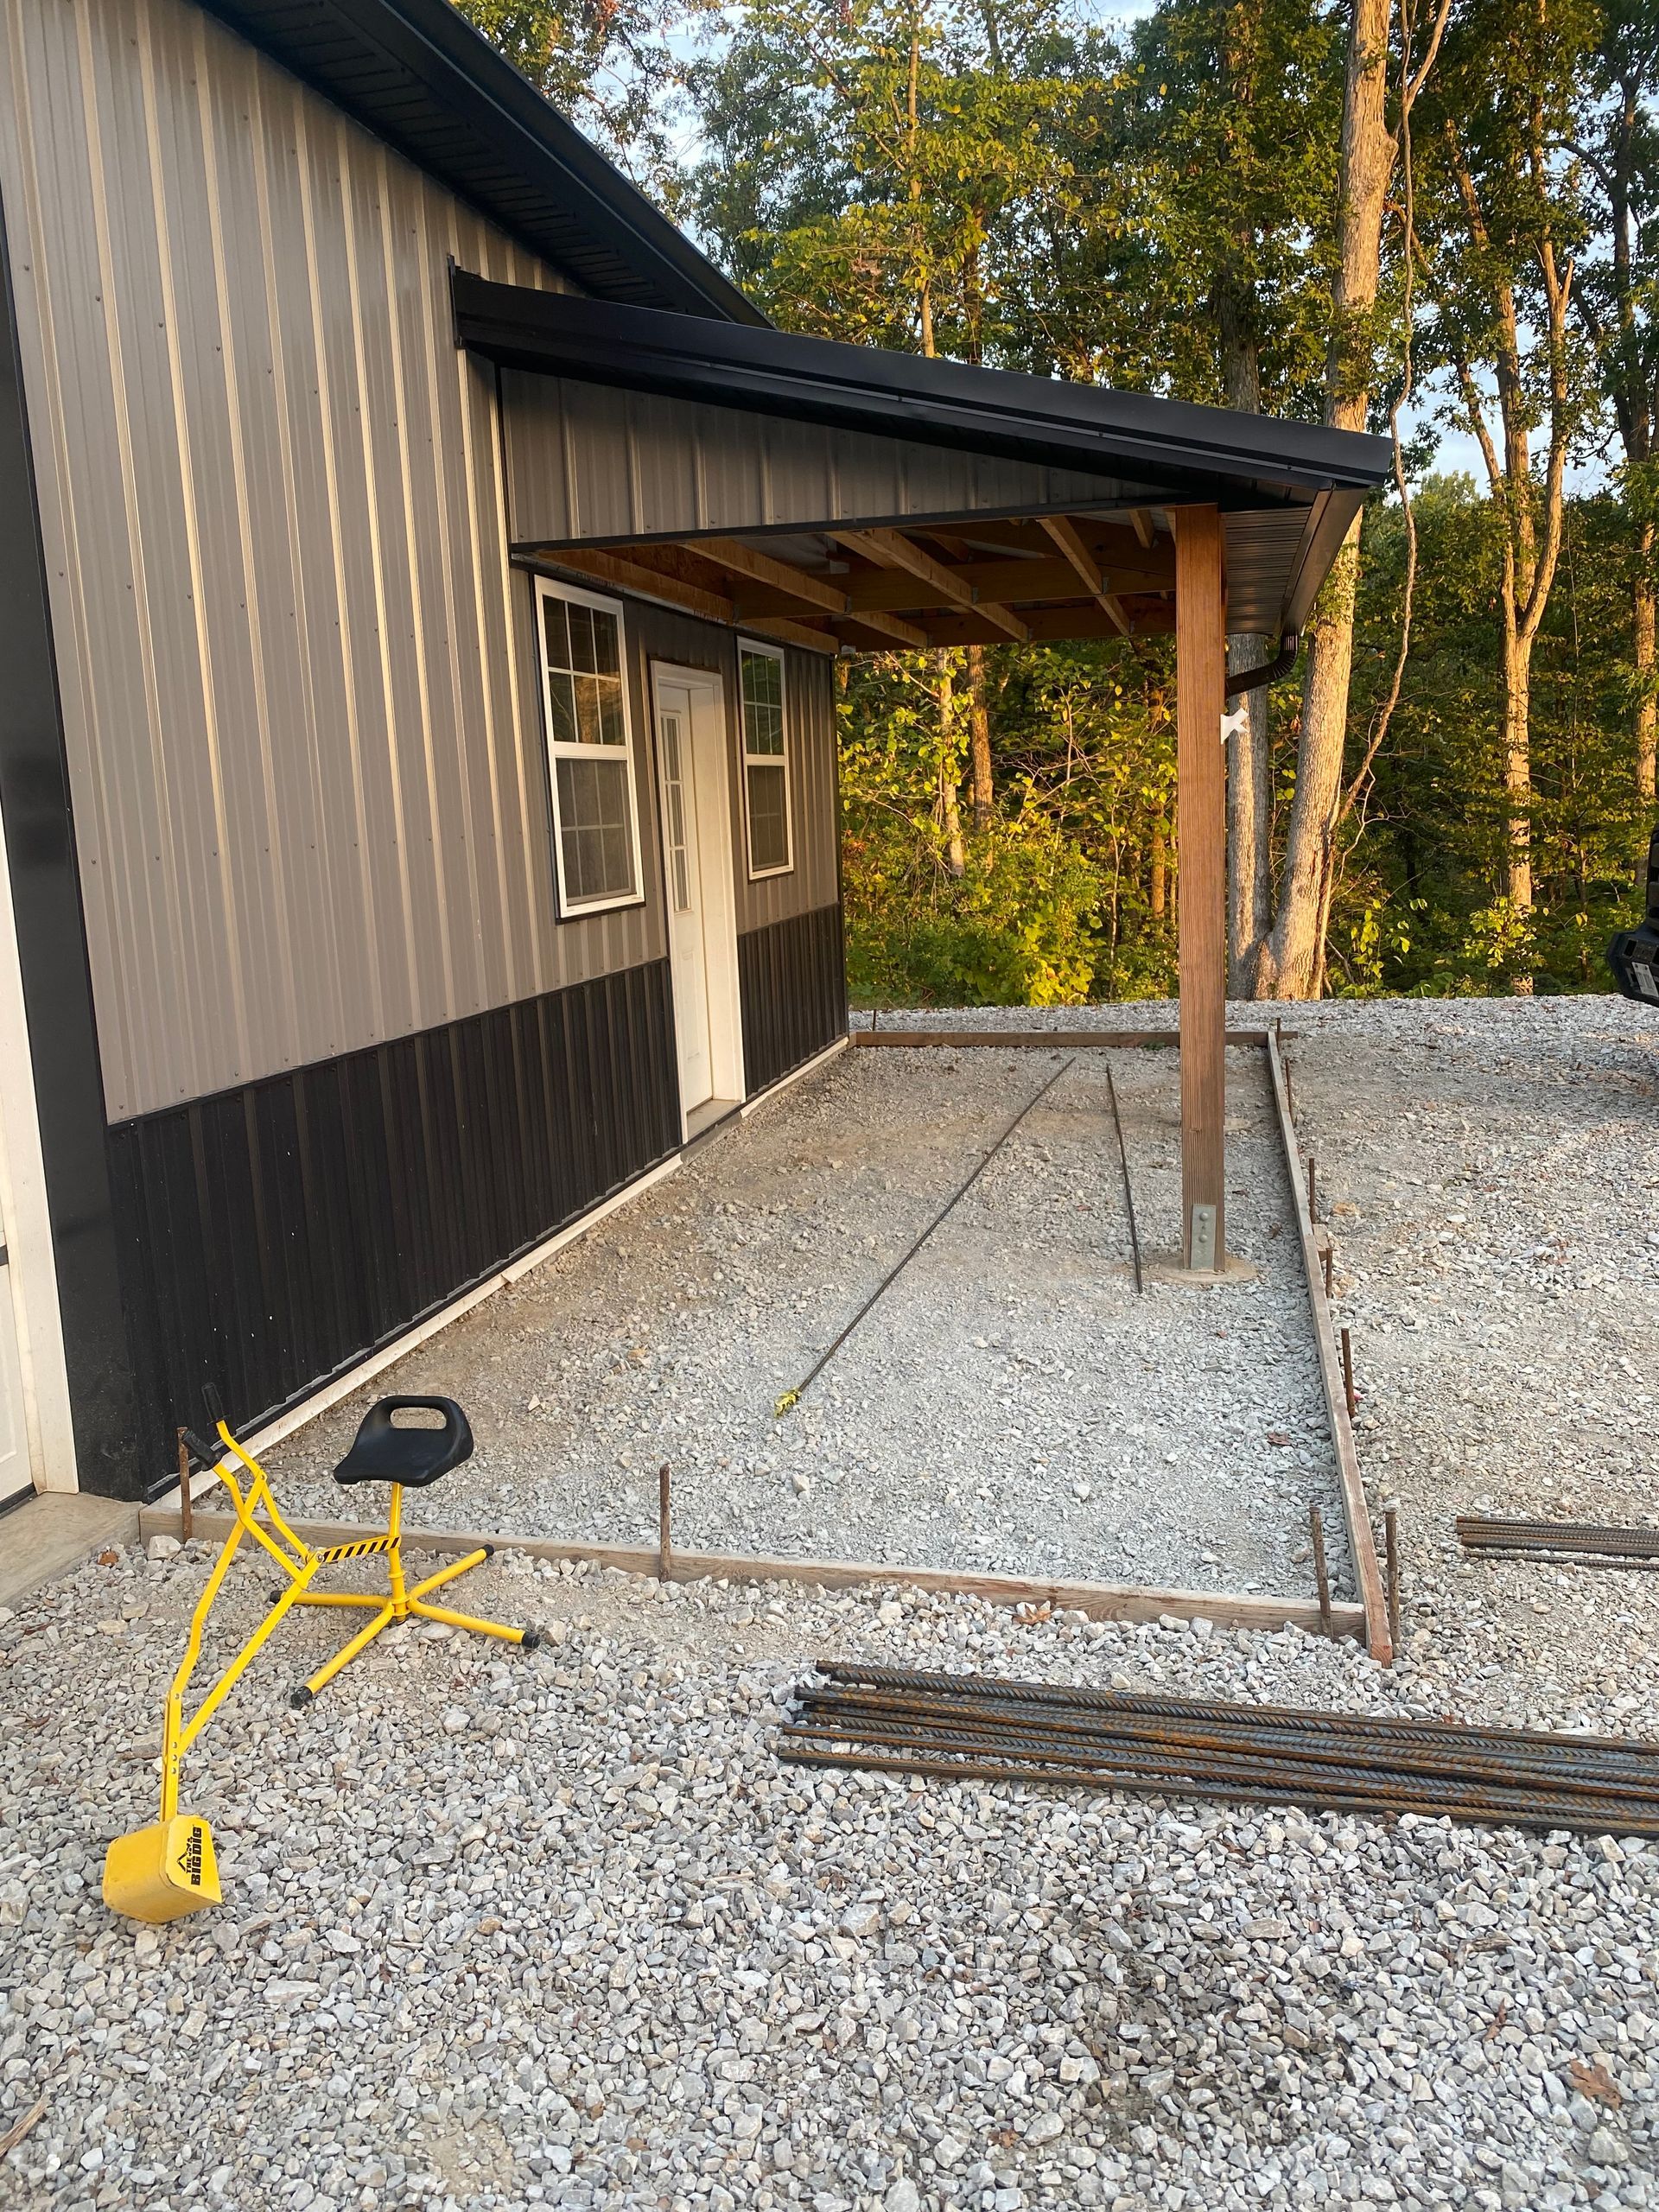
xmin=454 ymin=273 xmax=1395 ymax=642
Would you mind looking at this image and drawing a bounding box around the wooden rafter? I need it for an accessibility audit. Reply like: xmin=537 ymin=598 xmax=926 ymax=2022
xmin=690 ymin=537 xmax=849 ymax=618
xmin=1130 ymin=507 xmax=1156 ymax=550
xmin=842 ymin=607 xmax=931 ymax=649
xmin=831 ymin=526 xmax=1030 ymax=643
xmin=742 ymin=616 xmax=842 ymax=656
xmin=1039 ymin=515 xmax=1131 ymax=637
xmin=530 ymin=546 xmax=734 ymax=626
xmin=924 ymin=601 xmax=1172 ymax=647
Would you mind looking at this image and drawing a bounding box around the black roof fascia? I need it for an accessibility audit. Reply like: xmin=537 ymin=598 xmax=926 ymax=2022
xmin=453 ymin=271 xmax=1394 ymax=501
xmin=196 ymin=0 xmax=765 ymax=324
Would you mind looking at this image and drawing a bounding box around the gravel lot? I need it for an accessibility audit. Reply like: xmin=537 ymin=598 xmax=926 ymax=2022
xmin=260 ymin=1032 xmax=1353 ymax=1604
xmin=3 ymin=995 xmax=1659 ymax=2212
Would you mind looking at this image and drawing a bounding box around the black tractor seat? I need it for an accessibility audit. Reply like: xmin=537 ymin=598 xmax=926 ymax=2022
xmin=333 ymin=1396 xmax=474 ymax=1490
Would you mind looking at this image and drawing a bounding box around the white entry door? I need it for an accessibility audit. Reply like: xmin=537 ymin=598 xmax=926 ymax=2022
xmin=653 ymin=667 xmax=745 ymax=1135
xmin=0 ymin=1242 xmax=29 ymax=1510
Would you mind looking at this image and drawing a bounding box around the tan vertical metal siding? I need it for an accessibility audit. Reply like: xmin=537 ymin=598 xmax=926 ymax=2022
xmin=0 ymin=0 xmax=665 ymax=1122
xmin=500 ymin=371 xmax=1127 ymax=546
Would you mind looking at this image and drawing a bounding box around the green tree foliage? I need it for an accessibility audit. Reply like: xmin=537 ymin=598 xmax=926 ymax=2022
xmin=456 ymin=0 xmax=1659 ymax=1003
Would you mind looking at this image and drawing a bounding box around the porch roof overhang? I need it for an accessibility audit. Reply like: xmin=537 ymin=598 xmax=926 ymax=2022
xmin=454 ymin=271 xmax=1395 ymax=654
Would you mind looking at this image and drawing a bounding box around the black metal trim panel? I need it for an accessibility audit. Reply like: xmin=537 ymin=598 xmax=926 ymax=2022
xmin=452 ymin=273 xmax=1393 ymax=497
xmin=738 ymin=905 xmax=849 ymax=1097
xmin=195 ymin=0 xmax=762 ymax=323
xmin=107 ymin=961 xmax=682 ymax=1494
xmin=0 ymin=179 xmax=147 ymax=1495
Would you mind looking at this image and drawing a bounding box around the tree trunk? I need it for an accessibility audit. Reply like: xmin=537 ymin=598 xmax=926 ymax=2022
xmin=1225 ymin=639 xmax=1272 ymax=995
xmin=1637 ymin=524 xmax=1656 ymax=801
xmin=1258 ymin=524 xmax=1363 ymax=995
xmin=1503 ymin=627 xmax=1532 ymax=982
xmin=966 ymin=644 xmax=994 ymax=830
xmin=1256 ymin=0 xmax=1394 ymax=1000
xmin=936 ymin=653 xmax=964 ymax=877
xmin=1150 ymin=819 xmax=1167 ymax=924
xmin=1217 ymin=261 xmax=1270 ymax=996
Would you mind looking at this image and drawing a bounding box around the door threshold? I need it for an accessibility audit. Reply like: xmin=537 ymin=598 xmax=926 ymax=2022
xmin=683 ymin=1096 xmax=741 ymax=1142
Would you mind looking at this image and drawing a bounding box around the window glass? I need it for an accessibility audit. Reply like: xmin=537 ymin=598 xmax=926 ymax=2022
xmin=537 ymin=581 xmax=641 ymax=912
xmin=739 ymin=646 xmax=792 ymax=875
xmin=660 ymin=709 xmax=691 ymax=912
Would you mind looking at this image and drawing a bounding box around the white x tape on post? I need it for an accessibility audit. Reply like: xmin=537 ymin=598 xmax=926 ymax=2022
xmin=1221 ymin=700 xmax=1250 ymax=746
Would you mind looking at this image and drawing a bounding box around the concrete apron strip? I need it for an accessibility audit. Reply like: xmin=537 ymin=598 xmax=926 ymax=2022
xmin=137 ymin=1506 xmax=1366 ymax=1642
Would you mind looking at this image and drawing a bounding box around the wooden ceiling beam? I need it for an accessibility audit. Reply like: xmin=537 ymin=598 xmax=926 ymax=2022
xmin=1130 ymin=507 xmax=1157 ymax=550
xmin=689 ymin=537 xmax=849 ymax=617
xmin=843 ymin=607 xmax=931 ymax=650
xmin=920 ymin=599 xmax=1172 ymax=647
xmin=831 ymin=526 xmax=1029 ymax=642
xmin=530 ymin=547 xmax=734 ymax=626
xmin=1039 ymin=515 xmax=1131 ymax=638
xmin=742 ymin=616 xmax=842 ymax=657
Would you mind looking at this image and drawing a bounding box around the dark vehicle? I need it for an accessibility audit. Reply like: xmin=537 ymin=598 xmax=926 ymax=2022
xmin=1611 ymin=825 xmax=1659 ymax=1005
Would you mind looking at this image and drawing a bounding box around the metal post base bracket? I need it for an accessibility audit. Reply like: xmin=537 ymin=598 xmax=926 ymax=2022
xmin=1188 ymin=1201 xmax=1218 ymax=1271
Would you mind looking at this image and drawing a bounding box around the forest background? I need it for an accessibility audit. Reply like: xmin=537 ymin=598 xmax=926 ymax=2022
xmin=463 ymin=0 xmax=1659 ymax=1001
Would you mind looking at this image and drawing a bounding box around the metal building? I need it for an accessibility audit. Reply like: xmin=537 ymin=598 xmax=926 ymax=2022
xmin=0 ymin=0 xmax=1389 ymax=1543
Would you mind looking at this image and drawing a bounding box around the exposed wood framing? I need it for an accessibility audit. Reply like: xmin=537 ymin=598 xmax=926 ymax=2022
xmin=695 ymin=537 xmax=849 ymax=616
xmin=1173 ymin=505 xmax=1227 ymax=1270
xmin=1131 ymin=508 xmax=1157 ymax=550
xmin=528 ymin=546 xmax=734 ymax=624
xmin=832 ymin=526 xmax=1031 ymax=642
xmin=743 ymin=619 xmax=842 ymax=656
xmin=1039 ymin=516 xmax=1130 ymax=635
xmin=1266 ymin=1027 xmax=1392 ymax=1662
xmin=137 ymin=1506 xmax=1365 ymax=1640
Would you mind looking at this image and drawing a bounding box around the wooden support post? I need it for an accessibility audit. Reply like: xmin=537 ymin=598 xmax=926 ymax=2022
xmin=1173 ymin=505 xmax=1227 ymax=1268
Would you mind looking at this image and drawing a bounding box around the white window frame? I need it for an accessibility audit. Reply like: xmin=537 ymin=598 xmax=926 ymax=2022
xmin=534 ymin=575 xmax=647 ymax=919
xmin=736 ymin=639 xmax=796 ymax=880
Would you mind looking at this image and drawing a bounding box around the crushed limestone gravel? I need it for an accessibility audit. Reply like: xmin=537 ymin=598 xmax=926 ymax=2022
xmin=4 ymin=995 xmax=1658 ymax=2211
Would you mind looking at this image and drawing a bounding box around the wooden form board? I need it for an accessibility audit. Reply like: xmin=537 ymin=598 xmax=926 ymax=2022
xmin=1265 ymin=1026 xmax=1391 ymax=1662
xmin=852 ymin=1028 xmax=1273 ymax=1049
xmin=137 ymin=1507 xmax=1364 ymax=1642
xmin=1173 ymin=507 xmax=1228 ymax=1268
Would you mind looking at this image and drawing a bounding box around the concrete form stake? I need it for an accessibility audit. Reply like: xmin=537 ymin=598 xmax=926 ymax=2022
xmin=1340 ymin=1326 xmax=1356 ymax=1421
xmin=1306 ymin=1155 xmax=1317 ymax=1222
xmin=658 ymin=1464 xmax=673 ymax=1581
xmin=1322 ymin=1243 xmax=1334 ymax=1298
xmin=175 ymin=1426 xmax=194 ymax=1544
xmin=1384 ymin=1505 xmax=1401 ymax=1654
xmin=1309 ymin=1505 xmax=1333 ymax=1639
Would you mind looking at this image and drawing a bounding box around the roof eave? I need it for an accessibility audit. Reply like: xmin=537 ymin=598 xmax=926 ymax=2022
xmin=197 ymin=0 xmax=765 ymax=323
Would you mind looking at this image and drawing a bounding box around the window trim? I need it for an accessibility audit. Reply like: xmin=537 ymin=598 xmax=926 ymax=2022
xmin=736 ymin=639 xmax=795 ymax=880
xmin=533 ymin=575 xmax=648 ymax=919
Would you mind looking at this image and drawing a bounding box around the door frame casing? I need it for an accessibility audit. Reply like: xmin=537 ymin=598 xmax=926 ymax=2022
xmin=0 ymin=795 xmax=76 ymax=1495
xmin=649 ymin=661 xmax=746 ymax=1136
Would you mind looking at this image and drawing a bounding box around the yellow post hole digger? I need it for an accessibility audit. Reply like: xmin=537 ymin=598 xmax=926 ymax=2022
xmin=103 ymin=1389 xmax=539 ymax=1923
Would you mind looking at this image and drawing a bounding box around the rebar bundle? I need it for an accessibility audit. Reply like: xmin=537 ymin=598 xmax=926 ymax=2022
xmin=779 ymin=1662 xmax=1659 ymax=1838
xmin=1457 ymin=1516 xmax=1659 ymax=1564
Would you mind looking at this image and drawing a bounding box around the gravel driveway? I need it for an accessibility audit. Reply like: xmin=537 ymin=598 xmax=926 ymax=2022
xmin=259 ymin=1029 xmax=1353 ymax=1604
xmin=3 ymin=994 xmax=1658 ymax=2212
